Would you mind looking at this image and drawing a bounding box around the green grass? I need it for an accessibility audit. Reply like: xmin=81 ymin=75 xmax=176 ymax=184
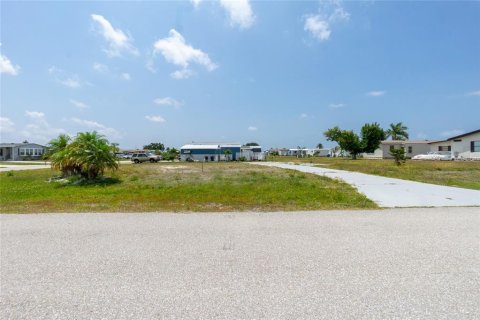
xmin=269 ymin=156 xmax=480 ymax=190
xmin=0 ymin=162 xmax=377 ymax=213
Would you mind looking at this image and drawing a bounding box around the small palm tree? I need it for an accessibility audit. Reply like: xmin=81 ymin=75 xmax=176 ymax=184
xmin=223 ymin=149 xmax=232 ymax=161
xmin=386 ymin=122 xmax=409 ymax=140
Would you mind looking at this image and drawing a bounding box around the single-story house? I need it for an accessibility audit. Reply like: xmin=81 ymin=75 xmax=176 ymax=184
xmin=431 ymin=129 xmax=480 ymax=160
xmin=380 ymin=140 xmax=433 ymax=159
xmin=0 ymin=142 xmax=46 ymax=161
xmin=180 ymin=143 xmax=242 ymax=161
xmin=238 ymin=145 xmax=264 ymax=161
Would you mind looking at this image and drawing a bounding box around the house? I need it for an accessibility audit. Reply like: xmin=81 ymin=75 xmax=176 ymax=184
xmin=0 ymin=142 xmax=46 ymax=161
xmin=431 ymin=129 xmax=480 ymax=160
xmin=277 ymin=148 xmax=289 ymax=156
xmin=380 ymin=140 xmax=432 ymax=159
xmin=180 ymin=142 xmax=242 ymax=162
xmin=238 ymin=145 xmax=264 ymax=161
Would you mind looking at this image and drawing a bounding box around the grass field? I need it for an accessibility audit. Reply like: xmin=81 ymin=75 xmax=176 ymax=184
xmin=0 ymin=162 xmax=377 ymax=213
xmin=269 ymin=156 xmax=480 ymax=190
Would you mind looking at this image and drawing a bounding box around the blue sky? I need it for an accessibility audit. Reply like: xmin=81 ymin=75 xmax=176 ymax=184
xmin=1 ymin=0 xmax=479 ymax=149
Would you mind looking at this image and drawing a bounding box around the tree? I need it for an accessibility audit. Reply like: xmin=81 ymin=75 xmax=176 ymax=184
xmin=316 ymin=143 xmax=323 ymax=149
xmin=361 ymin=122 xmax=386 ymax=153
xmin=324 ymin=123 xmax=386 ymax=160
xmin=45 ymin=134 xmax=71 ymax=159
xmin=162 ymin=148 xmax=179 ymax=161
xmin=143 ymin=142 xmax=165 ymax=151
xmin=49 ymin=132 xmax=118 ymax=180
xmin=390 ymin=147 xmax=406 ymax=166
xmin=245 ymin=142 xmax=259 ymax=146
xmin=223 ymin=149 xmax=232 ymax=161
xmin=386 ymin=122 xmax=409 ymax=140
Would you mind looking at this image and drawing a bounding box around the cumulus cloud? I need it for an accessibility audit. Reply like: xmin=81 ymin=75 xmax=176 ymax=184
xmin=153 ymin=29 xmax=217 ymax=79
xmin=121 ymin=73 xmax=131 ymax=80
xmin=441 ymin=129 xmax=464 ymax=138
xmin=191 ymin=0 xmax=202 ymax=8
xmin=0 ymin=53 xmax=20 ymax=75
xmin=467 ymin=90 xmax=480 ymax=97
xmin=304 ymin=0 xmax=350 ymax=41
xmin=219 ymin=0 xmax=255 ymax=29
xmin=48 ymin=66 xmax=83 ymax=88
xmin=91 ymin=14 xmax=139 ymax=57
xmin=329 ymin=103 xmax=345 ymax=108
xmin=366 ymin=90 xmax=386 ymax=97
xmin=171 ymin=69 xmax=195 ymax=80
xmin=0 ymin=117 xmax=15 ymax=133
xmin=145 ymin=115 xmax=166 ymax=123
xmin=93 ymin=62 xmax=109 ymax=73
xmin=153 ymin=97 xmax=182 ymax=108
xmin=71 ymin=117 xmax=122 ymax=140
xmin=22 ymin=111 xmax=66 ymax=143
xmin=248 ymin=126 xmax=257 ymax=131
xmin=70 ymin=99 xmax=89 ymax=109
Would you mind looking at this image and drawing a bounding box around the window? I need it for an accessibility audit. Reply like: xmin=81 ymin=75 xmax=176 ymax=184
xmin=408 ymin=146 xmax=412 ymax=153
xmin=389 ymin=145 xmax=394 ymax=151
xmin=471 ymin=141 xmax=480 ymax=152
xmin=438 ymin=146 xmax=451 ymax=152
xmin=20 ymin=148 xmax=43 ymax=156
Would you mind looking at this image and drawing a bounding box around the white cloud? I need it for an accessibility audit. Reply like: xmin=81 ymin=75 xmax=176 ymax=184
xmin=93 ymin=62 xmax=109 ymax=73
xmin=121 ymin=73 xmax=131 ymax=80
xmin=467 ymin=90 xmax=480 ymax=97
xmin=329 ymin=103 xmax=345 ymax=108
xmin=171 ymin=69 xmax=195 ymax=79
xmin=191 ymin=0 xmax=202 ymax=8
xmin=153 ymin=29 xmax=217 ymax=79
xmin=22 ymin=111 xmax=66 ymax=143
xmin=0 ymin=54 xmax=20 ymax=75
xmin=153 ymin=97 xmax=182 ymax=108
xmin=304 ymin=16 xmax=331 ymax=41
xmin=304 ymin=0 xmax=350 ymax=41
xmin=48 ymin=66 xmax=83 ymax=88
xmin=441 ymin=129 xmax=464 ymax=138
xmin=0 ymin=117 xmax=15 ymax=133
xmin=248 ymin=126 xmax=257 ymax=131
xmin=219 ymin=0 xmax=255 ymax=29
xmin=367 ymin=90 xmax=386 ymax=97
xmin=145 ymin=115 xmax=166 ymax=123
xmin=300 ymin=113 xmax=308 ymax=119
xmin=70 ymin=99 xmax=89 ymax=109
xmin=71 ymin=117 xmax=122 ymax=140
xmin=91 ymin=14 xmax=138 ymax=57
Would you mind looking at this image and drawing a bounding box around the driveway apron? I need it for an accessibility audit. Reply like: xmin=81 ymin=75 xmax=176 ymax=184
xmin=253 ymin=162 xmax=480 ymax=208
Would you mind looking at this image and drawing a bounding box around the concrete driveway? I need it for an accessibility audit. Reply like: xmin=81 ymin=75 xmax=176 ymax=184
xmin=1 ymin=208 xmax=479 ymax=319
xmin=0 ymin=163 xmax=50 ymax=172
xmin=254 ymin=162 xmax=480 ymax=208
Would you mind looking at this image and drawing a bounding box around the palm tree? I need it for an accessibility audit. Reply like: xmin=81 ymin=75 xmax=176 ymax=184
xmin=316 ymin=143 xmax=323 ymax=149
xmin=69 ymin=131 xmax=119 ymax=179
xmin=223 ymin=149 xmax=232 ymax=161
xmin=45 ymin=134 xmax=71 ymax=159
xmin=386 ymin=122 xmax=409 ymax=140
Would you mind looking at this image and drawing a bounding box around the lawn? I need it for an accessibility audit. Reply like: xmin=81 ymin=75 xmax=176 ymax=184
xmin=269 ymin=156 xmax=480 ymax=190
xmin=0 ymin=162 xmax=377 ymax=213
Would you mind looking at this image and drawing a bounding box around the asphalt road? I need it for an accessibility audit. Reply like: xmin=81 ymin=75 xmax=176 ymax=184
xmin=1 ymin=208 xmax=479 ymax=319
xmin=254 ymin=162 xmax=480 ymax=207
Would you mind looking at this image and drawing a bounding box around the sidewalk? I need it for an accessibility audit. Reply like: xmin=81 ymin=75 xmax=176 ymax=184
xmin=253 ymin=162 xmax=480 ymax=207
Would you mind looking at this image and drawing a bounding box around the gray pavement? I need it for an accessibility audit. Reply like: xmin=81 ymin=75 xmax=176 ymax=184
xmin=0 ymin=163 xmax=50 ymax=172
xmin=254 ymin=162 xmax=480 ymax=207
xmin=1 ymin=208 xmax=479 ymax=319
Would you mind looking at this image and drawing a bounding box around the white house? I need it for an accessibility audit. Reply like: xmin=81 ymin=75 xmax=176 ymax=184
xmin=431 ymin=129 xmax=480 ymax=160
xmin=380 ymin=140 xmax=432 ymax=159
xmin=0 ymin=142 xmax=46 ymax=161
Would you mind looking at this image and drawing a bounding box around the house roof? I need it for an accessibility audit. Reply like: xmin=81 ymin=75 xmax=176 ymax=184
xmin=181 ymin=144 xmax=221 ymax=150
xmin=0 ymin=142 xmax=45 ymax=148
xmin=381 ymin=140 xmax=433 ymax=145
xmin=446 ymin=129 xmax=480 ymax=141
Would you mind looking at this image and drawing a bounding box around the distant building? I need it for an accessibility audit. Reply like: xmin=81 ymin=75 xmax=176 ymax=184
xmin=0 ymin=142 xmax=46 ymax=161
xmin=180 ymin=142 xmax=264 ymax=161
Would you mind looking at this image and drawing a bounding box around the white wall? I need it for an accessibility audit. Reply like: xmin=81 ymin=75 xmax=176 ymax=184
xmin=452 ymin=132 xmax=480 ymax=159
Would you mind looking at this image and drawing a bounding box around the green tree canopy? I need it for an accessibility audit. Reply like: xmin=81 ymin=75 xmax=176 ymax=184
xmin=316 ymin=143 xmax=323 ymax=149
xmin=245 ymin=142 xmax=259 ymax=146
xmin=324 ymin=123 xmax=385 ymax=159
xmin=386 ymin=122 xmax=409 ymax=140
xmin=143 ymin=142 xmax=165 ymax=151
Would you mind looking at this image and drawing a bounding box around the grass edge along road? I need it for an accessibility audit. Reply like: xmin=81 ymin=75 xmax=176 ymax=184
xmin=0 ymin=162 xmax=377 ymax=213
xmin=269 ymin=156 xmax=480 ymax=190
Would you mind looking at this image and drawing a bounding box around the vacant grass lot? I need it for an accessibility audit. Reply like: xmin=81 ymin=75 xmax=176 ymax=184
xmin=269 ymin=156 xmax=480 ymax=190
xmin=0 ymin=162 xmax=376 ymax=213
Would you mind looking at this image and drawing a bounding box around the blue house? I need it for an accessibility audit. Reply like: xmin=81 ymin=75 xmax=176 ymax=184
xmin=180 ymin=143 xmax=242 ymax=161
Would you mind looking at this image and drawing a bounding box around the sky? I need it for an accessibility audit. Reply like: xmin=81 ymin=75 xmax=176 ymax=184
xmin=1 ymin=0 xmax=479 ymax=150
